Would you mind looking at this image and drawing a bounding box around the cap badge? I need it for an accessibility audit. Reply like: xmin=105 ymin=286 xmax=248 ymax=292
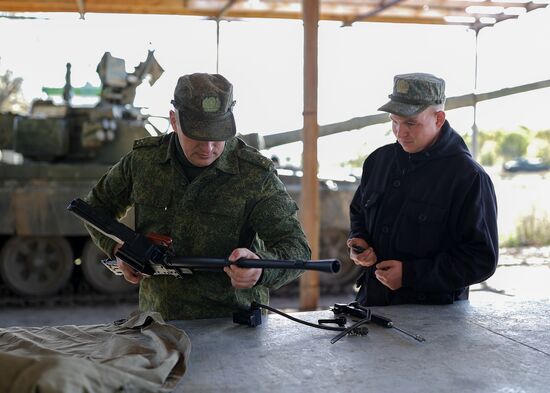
xmin=202 ymin=96 xmax=221 ymax=113
xmin=396 ymin=79 xmax=409 ymax=94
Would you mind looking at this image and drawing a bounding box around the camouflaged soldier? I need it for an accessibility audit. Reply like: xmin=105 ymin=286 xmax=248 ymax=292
xmin=348 ymin=73 xmax=498 ymax=306
xmin=84 ymin=73 xmax=311 ymax=320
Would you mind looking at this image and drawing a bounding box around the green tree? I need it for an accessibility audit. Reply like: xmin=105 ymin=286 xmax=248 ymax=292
xmin=536 ymin=129 xmax=550 ymax=143
xmin=536 ymin=143 xmax=550 ymax=163
xmin=497 ymin=132 xmax=529 ymax=160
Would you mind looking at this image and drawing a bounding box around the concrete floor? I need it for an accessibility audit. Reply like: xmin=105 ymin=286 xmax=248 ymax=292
xmin=170 ymin=297 xmax=550 ymax=393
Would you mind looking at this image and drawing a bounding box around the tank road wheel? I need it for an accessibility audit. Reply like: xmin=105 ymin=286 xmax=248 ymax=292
xmin=81 ymin=240 xmax=135 ymax=294
xmin=0 ymin=236 xmax=74 ymax=296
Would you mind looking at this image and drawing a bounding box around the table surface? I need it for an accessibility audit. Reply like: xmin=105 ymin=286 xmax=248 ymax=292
xmin=171 ymin=295 xmax=550 ymax=393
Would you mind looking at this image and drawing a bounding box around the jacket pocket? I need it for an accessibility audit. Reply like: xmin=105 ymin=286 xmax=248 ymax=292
xmin=394 ymin=199 xmax=447 ymax=256
xmin=361 ymin=190 xmax=382 ymax=236
xmin=195 ymin=199 xmax=246 ymax=254
xmin=132 ymin=183 xmax=172 ymax=232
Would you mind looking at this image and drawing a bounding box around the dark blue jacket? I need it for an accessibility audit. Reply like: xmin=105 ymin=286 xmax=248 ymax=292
xmin=350 ymin=121 xmax=498 ymax=305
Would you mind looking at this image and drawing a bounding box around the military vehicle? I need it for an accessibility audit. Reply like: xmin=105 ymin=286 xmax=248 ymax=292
xmin=0 ymin=51 xmax=165 ymax=302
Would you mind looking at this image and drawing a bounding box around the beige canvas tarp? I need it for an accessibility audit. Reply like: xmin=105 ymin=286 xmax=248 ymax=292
xmin=0 ymin=311 xmax=191 ymax=393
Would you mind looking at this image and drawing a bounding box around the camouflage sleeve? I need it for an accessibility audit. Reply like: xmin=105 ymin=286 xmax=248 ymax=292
xmin=83 ymin=153 xmax=134 ymax=258
xmin=250 ymin=169 xmax=311 ymax=289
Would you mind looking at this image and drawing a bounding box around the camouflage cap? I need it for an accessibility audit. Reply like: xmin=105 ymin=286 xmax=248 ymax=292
xmin=171 ymin=73 xmax=236 ymax=141
xmin=378 ymin=73 xmax=446 ymax=117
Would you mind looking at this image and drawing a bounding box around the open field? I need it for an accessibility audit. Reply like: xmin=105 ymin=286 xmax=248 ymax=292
xmin=488 ymin=167 xmax=550 ymax=241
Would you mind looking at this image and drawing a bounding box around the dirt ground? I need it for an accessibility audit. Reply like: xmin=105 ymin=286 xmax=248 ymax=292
xmin=0 ymin=246 xmax=548 ymax=328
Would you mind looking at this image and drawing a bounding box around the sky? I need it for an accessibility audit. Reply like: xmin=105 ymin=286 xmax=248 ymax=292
xmin=1 ymin=6 xmax=550 ymax=173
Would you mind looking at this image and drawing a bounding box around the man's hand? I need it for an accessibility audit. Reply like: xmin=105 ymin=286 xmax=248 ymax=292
xmin=224 ymin=248 xmax=263 ymax=289
xmin=374 ymin=260 xmax=403 ymax=290
xmin=113 ymin=243 xmax=144 ymax=284
xmin=347 ymin=238 xmax=377 ymax=267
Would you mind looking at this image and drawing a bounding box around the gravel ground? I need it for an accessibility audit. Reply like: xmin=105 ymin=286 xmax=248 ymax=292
xmin=0 ymin=247 xmax=548 ymax=328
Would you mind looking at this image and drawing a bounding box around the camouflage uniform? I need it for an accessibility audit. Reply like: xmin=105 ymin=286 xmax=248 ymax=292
xmin=85 ymin=73 xmax=311 ymax=320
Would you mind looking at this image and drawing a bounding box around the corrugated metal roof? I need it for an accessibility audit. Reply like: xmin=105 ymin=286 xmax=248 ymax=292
xmin=0 ymin=1 xmax=548 ymax=31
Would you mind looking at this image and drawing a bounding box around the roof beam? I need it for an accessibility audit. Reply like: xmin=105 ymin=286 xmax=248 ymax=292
xmin=0 ymin=0 xmax=546 ymax=28
xmin=75 ymin=0 xmax=85 ymax=18
xmin=344 ymin=0 xmax=406 ymax=25
xmin=216 ymin=0 xmax=237 ymax=20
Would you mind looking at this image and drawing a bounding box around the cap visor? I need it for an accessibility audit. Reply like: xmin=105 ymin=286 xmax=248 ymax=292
xmin=378 ymin=100 xmax=428 ymax=117
xmin=178 ymin=110 xmax=236 ymax=141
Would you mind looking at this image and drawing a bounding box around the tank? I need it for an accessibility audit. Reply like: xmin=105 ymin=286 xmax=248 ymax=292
xmin=0 ymin=51 xmax=165 ymax=301
xmin=0 ymin=51 xmax=360 ymax=303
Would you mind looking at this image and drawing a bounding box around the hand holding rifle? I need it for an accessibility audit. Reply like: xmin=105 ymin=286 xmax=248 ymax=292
xmin=67 ymin=198 xmax=341 ymax=284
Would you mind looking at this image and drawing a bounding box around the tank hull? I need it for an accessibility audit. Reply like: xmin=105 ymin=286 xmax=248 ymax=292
xmin=0 ymin=162 xmax=137 ymax=301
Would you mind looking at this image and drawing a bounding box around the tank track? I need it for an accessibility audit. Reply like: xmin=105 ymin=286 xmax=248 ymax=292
xmin=0 ymin=266 xmax=138 ymax=308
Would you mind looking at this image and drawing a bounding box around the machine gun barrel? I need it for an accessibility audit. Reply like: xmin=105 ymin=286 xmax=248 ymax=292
xmin=169 ymin=256 xmax=340 ymax=273
xmin=67 ymin=198 xmax=341 ymax=276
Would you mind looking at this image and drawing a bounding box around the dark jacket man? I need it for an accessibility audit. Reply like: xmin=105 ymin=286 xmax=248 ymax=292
xmin=348 ymin=73 xmax=498 ymax=305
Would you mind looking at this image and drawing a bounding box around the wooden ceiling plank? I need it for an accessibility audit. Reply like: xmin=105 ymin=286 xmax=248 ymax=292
xmin=216 ymin=0 xmax=238 ymax=19
xmin=0 ymin=0 xmax=545 ymax=27
xmin=76 ymin=0 xmax=85 ymax=17
xmin=345 ymin=0 xmax=406 ymax=25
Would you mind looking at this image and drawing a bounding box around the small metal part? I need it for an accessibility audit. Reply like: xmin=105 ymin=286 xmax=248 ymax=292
xmin=318 ymin=317 xmax=347 ymax=327
xmin=371 ymin=313 xmax=426 ymax=342
xmin=351 ymin=245 xmax=366 ymax=253
xmin=233 ymin=306 xmax=262 ymax=327
xmin=349 ymin=326 xmax=369 ymax=336
xmin=391 ymin=325 xmax=426 ymax=342
xmin=331 ymin=303 xmax=370 ymax=319
xmin=330 ymin=317 xmax=370 ymax=344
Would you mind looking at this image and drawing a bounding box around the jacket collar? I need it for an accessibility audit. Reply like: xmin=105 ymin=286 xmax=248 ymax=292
xmin=212 ymin=137 xmax=240 ymax=175
xmin=164 ymin=133 xmax=239 ymax=175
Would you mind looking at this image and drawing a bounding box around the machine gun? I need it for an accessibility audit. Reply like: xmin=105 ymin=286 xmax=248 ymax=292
xmin=67 ymin=198 xmax=341 ymax=278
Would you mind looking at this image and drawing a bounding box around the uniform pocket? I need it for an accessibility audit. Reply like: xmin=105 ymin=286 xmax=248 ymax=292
xmin=361 ymin=190 xmax=382 ymax=236
xmin=194 ymin=199 xmax=246 ymax=254
xmin=132 ymin=183 xmax=172 ymax=232
xmin=395 ymin=199 xmax=447 ymax=256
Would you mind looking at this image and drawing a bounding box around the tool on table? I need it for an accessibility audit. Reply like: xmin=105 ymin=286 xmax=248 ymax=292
xmin=330 ymin=317 xmax=370 ymax=344
xmin=370 ymin=313 xmax=426 ymax=342
xmin=318 ymin=317 xmax=347 ymax=327
xmin=332 ymin=301 xmax=426 ymax=343
xmin=348 ymin=301 xmax=425 ymax=342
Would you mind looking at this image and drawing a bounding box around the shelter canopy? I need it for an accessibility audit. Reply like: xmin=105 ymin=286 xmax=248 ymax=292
xmin=0 ymin=1 xmax=548 ymax=31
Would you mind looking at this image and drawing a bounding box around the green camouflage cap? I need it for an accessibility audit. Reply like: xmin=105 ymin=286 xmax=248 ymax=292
xmin=171 ymin=73 xmax=236 ymax=141
xmin=378 ymin=73 xmax=446 ymax=117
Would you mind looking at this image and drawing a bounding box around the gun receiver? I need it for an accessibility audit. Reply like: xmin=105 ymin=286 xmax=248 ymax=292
xmin=67 ymin=198 xmax=341 ymax=277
